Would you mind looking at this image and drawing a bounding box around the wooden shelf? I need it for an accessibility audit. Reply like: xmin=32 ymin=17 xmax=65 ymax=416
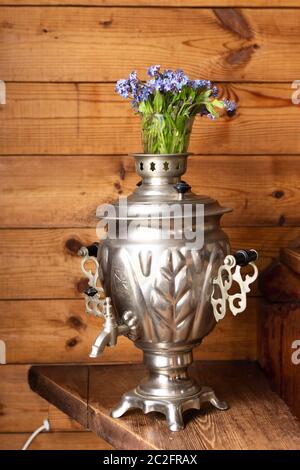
xmin=29 ymin=361 xmax=300 ymax=450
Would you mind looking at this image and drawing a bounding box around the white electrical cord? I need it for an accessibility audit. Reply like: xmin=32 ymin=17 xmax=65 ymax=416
xmin=22 ymin=419 xmax=50 ymax=450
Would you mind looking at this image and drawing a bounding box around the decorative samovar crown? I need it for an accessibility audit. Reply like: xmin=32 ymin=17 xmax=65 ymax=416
xmin=130 ymin=152 xmax=231 ymax=212
xmin=79 ymin=152 xmax=258 ymax=431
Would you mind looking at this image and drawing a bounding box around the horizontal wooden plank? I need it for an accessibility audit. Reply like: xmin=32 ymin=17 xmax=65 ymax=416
xmin=0 ymin=432 xmax=112 ymax=450
xmin=0 ymin=365 xmax=48 ymax=432
xmin=0 ymin=154 xmax=299 ymax=228
xmin=0 ymin=300 xmax=141 ymax=363
xmin=1 ymin=8 xmax=300 ymax=81
xmin=47 ymin=404 xmax=84 ymax=432
xmin=0 ymin=297 xmax=258 ymax=363
xmin=0 ymin=227 xmax=297 ymax=299
xmin=1 ymin=83 xmax=299 ymax=155
xmin=29 ymin=365 xmax=89 ymax=428
xmin=1 ymin=2 xmax=299 ymax=7
xmin=0 ymin=365 xmax=87 ymax=432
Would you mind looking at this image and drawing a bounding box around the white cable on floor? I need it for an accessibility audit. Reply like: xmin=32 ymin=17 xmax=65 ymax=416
xmin=22 ymin=419 xmax=50 ymax=450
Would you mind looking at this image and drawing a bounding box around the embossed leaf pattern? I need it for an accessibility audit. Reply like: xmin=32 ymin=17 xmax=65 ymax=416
xmin=150 ymin=249 xmax=194 ymax=342
xmin=191 ymin=248 xmax=205 ymax=274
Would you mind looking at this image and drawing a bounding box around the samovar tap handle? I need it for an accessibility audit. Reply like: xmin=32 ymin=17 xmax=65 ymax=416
xmin=89 ymin=298 xmax=140 ymax=358
xmin=211 ymin=249 xmax=258 ymax=322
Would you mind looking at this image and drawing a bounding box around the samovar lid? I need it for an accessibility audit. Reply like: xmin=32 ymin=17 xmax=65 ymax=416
xmin=99 ymin=153 xmax=231 ymax=221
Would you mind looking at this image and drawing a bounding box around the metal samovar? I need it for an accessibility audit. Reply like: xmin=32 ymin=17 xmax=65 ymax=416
xmin=79 ymin=153 xmax=258 ymax=431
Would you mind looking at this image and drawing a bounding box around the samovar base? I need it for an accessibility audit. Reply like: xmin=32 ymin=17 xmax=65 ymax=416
xmin=111 ymin=385 xmax=228 ymax=432
xmin=111 ymin=350 xmax=228 ymax=431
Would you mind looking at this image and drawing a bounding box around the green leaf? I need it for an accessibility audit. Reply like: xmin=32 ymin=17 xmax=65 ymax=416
xmin=139 ymin=100 xmax=154 ymax=115
xmin=138 ymin=101 xmax=147 ymax=113
xmin=205 ymin=102 xmax=218 ymax=116
xmin=211 ymin=99 xmax=224 ymax=109
xmin=153 ymin=91 xmax=163 ymax=113
xmin=202 ymin=89 xmax=212 ymax=99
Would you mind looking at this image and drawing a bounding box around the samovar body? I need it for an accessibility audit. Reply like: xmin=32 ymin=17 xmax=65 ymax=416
xmin=79 ymin=153 xmax=258 ymax=431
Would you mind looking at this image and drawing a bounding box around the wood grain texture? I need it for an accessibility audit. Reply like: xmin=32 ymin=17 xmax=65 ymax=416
xmin=261 ymin=261 xmax=300 ymax=302
xmin=0 ymin=298 xmax=258 ymax=363
xmin=47 ymin=404 xmax=84 ymax=431
xmin=1 ymin=0 xmax=299 ymax=447
xmin=1 ymin=83 xmax=299 ymax=155
xmin=0 ymin=365 xmax=48 ymax=432
xmin=1 ymin=1 xmax=299 ymax=6
xmin=29 ymin=365 xmax=89 ymax=428
xmin=29 ymin=362 xmax=300 ymax=450
xmin=0 ymin=365 xmax=84 ymax=432
xmin=259 ymin=301 xmax=300 ymax=421
xmin=258 ymin=300 xmax=283 ymax=393
xmin=0 ymin=154 xmax=299 ymax=228
xmin=0 ymin=227 xmax=297 ymax=299
xmin=0 ymin=432 xmax=112 ymax=450
xmin=1 ymin=8 xmax=300 ymax=82
xmin=259 ymin=258 xmax=300 ymax=421
xmin=0 ymin=300 xmax=141 ymax=364
xmin=280 ymin=238 xmax=300 ymax=276
xmin=281 ymin=306 xmax=300 ymax=421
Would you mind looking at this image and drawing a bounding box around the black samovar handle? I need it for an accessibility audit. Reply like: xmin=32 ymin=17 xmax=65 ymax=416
xmin=233 ymin=249 xmax=258 ymax=267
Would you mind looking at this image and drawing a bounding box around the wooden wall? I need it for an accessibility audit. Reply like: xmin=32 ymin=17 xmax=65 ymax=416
xmin=1 ymin=0 xmax=300 ymax=449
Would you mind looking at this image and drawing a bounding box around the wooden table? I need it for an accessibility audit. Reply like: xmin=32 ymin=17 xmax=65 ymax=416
xmin=29 ymin=361 xmax=300 ymax=450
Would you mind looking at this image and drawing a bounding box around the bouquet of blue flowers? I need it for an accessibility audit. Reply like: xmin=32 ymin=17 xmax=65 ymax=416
xmin=116 ymin=65 xmax=236 ymax=155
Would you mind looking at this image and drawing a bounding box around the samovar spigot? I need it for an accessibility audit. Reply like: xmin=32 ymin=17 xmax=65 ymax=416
xmin=78 ymin=243 xmax=140 ymax=357
xmin=89 ymin=299 xmax=140 ymax=358
xmin=90 ymin=297 xmax=128 ymax=358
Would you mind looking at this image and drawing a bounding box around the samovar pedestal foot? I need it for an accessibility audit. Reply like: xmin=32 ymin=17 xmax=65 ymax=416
xmin=111 ymin=350 xmax=228 ymax=432
xmin=111 ymin=386 xmax=228 ymax=432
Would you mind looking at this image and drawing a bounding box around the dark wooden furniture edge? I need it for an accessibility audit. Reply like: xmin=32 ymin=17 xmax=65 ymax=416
xmin=29 ymin=365 xmax=89 ymax=429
